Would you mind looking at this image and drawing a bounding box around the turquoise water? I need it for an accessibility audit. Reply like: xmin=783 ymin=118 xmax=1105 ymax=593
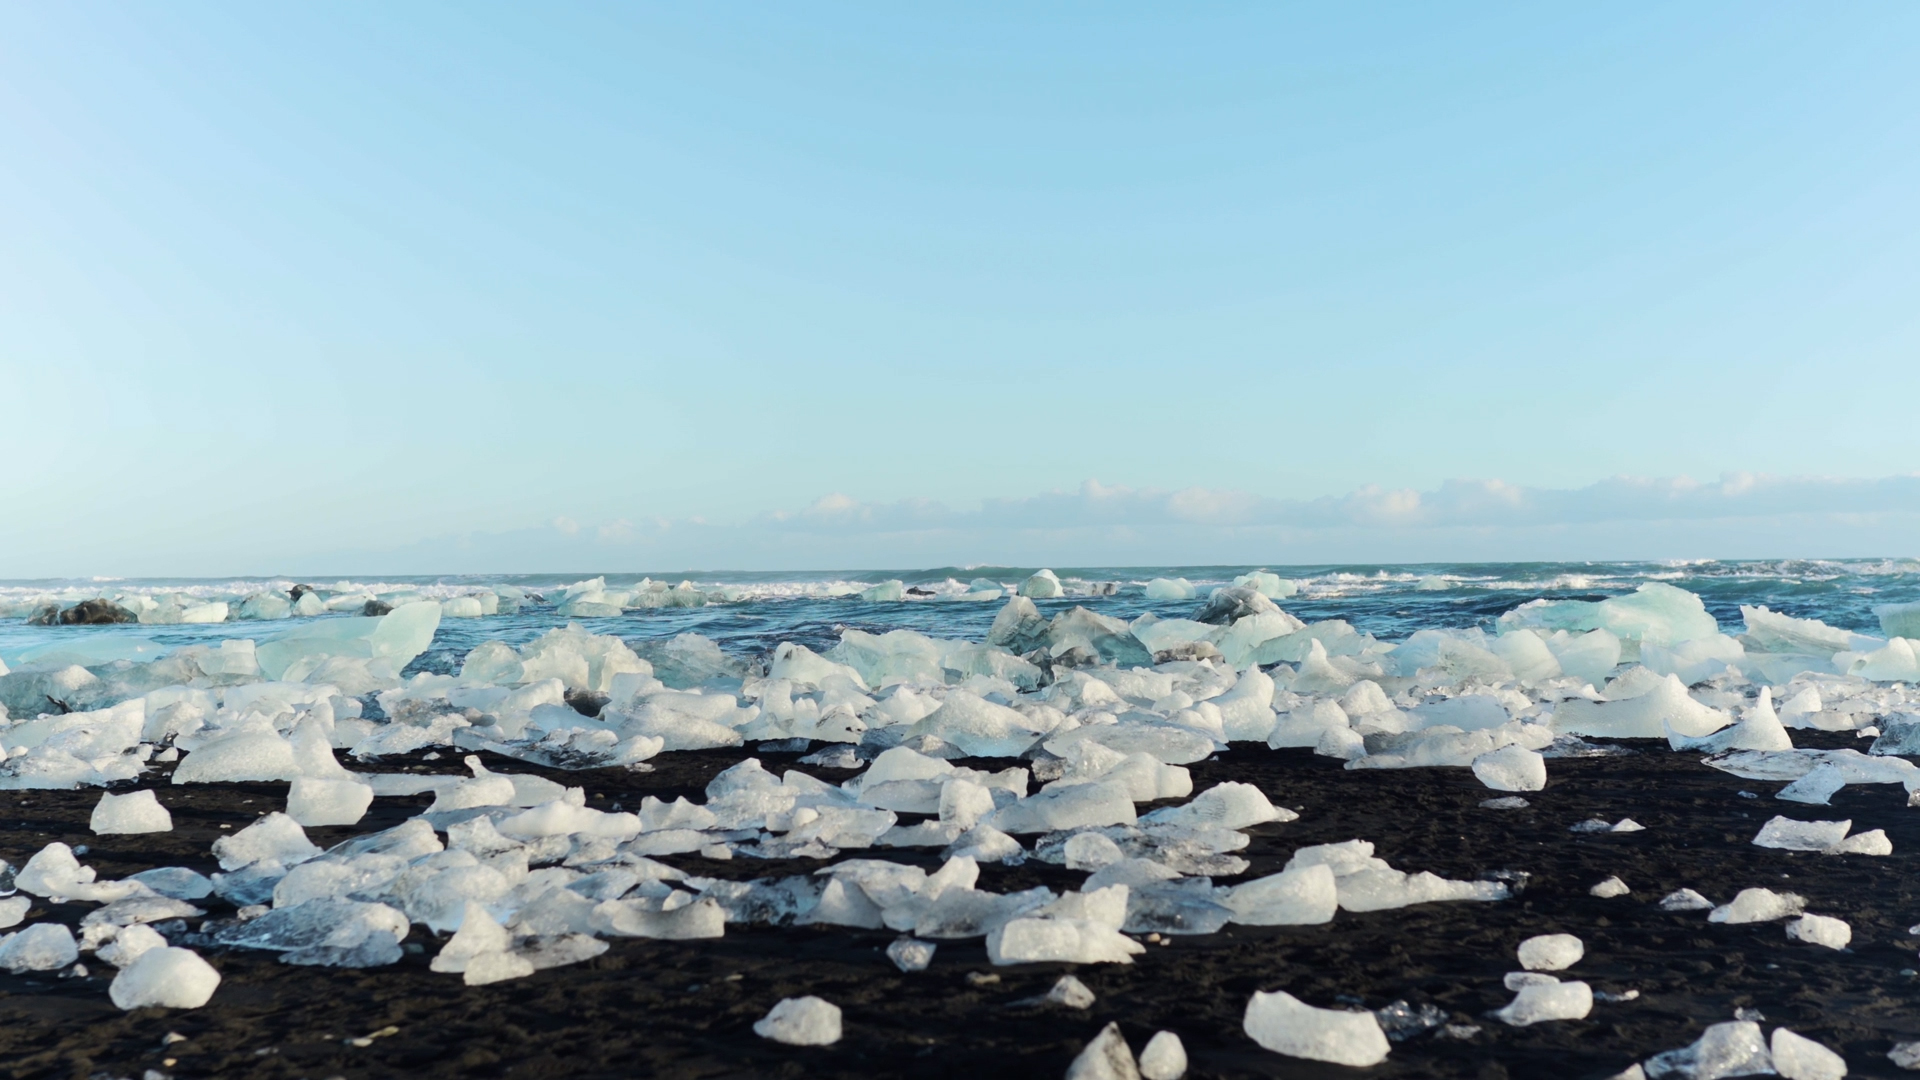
xmin=5 ymin=559 xmax=1917 ymax=675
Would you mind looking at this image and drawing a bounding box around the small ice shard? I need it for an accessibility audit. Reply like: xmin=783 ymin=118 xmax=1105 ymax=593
xmin=90 ymin=790 xmax=173 ymax=835
xmin=1612 ymin=819 xmax=1647 ymax=833
xmin=753 ymin=995 xmax=842 ymax=1046
xmin=1140 ymin=782 xmax=1290 ymax=829
xmin=1064 ymin=832 xmax=1126 ymax=871
xmin=0 ymin=923 xmax=79 ymax=972
xmin=1066 ymin=1021 xmax=1139 ymax=1080
xmin=1888 ymin=1041 xmax=1920 ymax=1070
xmin=1590 ymin=877 xmax=1631 ymax=898
xmin=1374 ymin=1001 xmax=1448 ymax=1041
xmin=211 ymin=812 xmax=321 ymax=870
xmin=286 ymin=778 xmax=374 ymax=827
xmin=1505 ymin=971 xmax=1560 ymax=990
xmin=887 ymin=937 xmax=935 ymax=972
xmin=1242 ymin=990 xmax=1391 ymax=1066
xmin=108 ymin=947 xmax=221 ymax=1009
xmin=1047 ymin=974 xmax=1096 ymax=1008
xmin=1517 ymin=933 xmax=1584 ymax=971
xmin=1471 ymin=744 xmax=1547 ymax=792
xmin=1138 ymin=1031 xmax=1186 ymax=1080
xmin=1224 ymin=864 xmax=1337 ymax=926
xmin=0 ymin=897 xmax=28 ymax=929
xmin=1752 ymin=816 xmax=1851 ymax=852
xmin=1480 ymin=797 xmax=1530 ymax=810
xmin=1493 ymin=978 xmax=1592 ymax=1025
xmin=1785 ymin=913 xmax=1851 ymax=950
xmin=1770 ymin=1027 xmax=1845 ymax=1080
xmin=1659 ymin=889 xmax=1714 ymax=912
xmin=1708 ymin=888 xmax=1806 ymax=924
xmin=1644 ymin=1020 xmax=1772 ymax=1080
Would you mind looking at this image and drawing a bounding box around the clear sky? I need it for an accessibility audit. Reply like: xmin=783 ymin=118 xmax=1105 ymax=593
xmin=4 ymin=4 xmax=1919 ymax=575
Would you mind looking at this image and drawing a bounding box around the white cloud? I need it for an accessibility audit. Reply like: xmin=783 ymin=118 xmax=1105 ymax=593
xmin=311 ymin=471 xmax=1920 ymax=574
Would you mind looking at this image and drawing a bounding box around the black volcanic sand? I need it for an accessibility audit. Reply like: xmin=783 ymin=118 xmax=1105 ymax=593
xmin=4 ymin=733 xmax=1919 ymax=1080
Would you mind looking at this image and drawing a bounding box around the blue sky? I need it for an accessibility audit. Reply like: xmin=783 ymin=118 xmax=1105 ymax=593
xmin=4 ymin=4 xmax=1918 ymax=575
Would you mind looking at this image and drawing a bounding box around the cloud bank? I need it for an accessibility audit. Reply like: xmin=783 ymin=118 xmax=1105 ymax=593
xmin=322 ymin=472 xmax=1920 ymax=575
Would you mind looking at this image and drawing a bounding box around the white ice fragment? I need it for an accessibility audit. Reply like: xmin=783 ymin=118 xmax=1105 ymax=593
xmin=987 ymin=916 xmax=1145 ymax=966
xmin=1645 ymin=1020 xmax=1772 ymax=1080
xmin=1225 ymin=864 xmax=1338 ymax=926
xmin=96 ymin=923 xmax=167 ymax=967
xmin=0 ymin=897 xmax=27 ymax=929
xmin=1752 ymin=816 xmax=1851 ymax=852
xmin=1064 ymin=832 xmax=1125 ymax=872
xmin=986 ymin=781 xmax=1136 ymax=835
xmin=1471 ymin=744 xmax=1547 ymax=792
xmin=1517 ymin=933 xmax=1584 ymax=971
xmin=1551 ymin=674 xmax=1731 ymax=739
xmin=429 ymin=901 xmax=511 ymax=974
xmin=1770 ymin=1027 xmax=1846 ymax=1080
xmin=172 ymin=731 xmax=300 ymax=784
xmin=108 ymin=946 xmax=220 ymax=1009
xmin=887 ymin=937 xmax=935 ymax=972
xmin=1140 ymin=781 xmax=1291 ymax=830
xmin=1048 ymin=974 xmax=1096 ymax=1008
xmin=286 ymin=778 xmax=374 ymax=827
xmin=1138 ymin=1031 xmax=1188 ymax=1080
xmin=753 ymin=995 xmax=842 ymax=1046
xmin=91 ymin=790 xmax=173 ymax=835
xmin=1494 ymin=979 xmax=1592 ymax=1026
xmin=1590 ymin=877 xmax=1630 ymax=898
xmin=1659 ymin=889 xmax=1714 ymax=912
xmin=1066 ymin=1021 xmax=1139 ymax=1080
xmin=1708 ymin=888 xmax=1806 ymax=924
xmin=0 ymin=923 xmax=78 ymax=972
xmin=211 ymin=812 xmax=321 ymax=870
xmin=1242 ymin=990 xmax=1391 ymax=1067
xmin=463 ymin=950 xmax=535 ymax=986
xmin=1828 ymin=829 xmax=1891 ymax=856
xmin=1785 ymin=913 xmax=1851 ymax=950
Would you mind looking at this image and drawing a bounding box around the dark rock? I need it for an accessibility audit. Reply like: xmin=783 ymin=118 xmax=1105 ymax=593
xmin=906 ymin=587 xmax=935 ymax=596
xmin=565 ymin=688 xmax=610 ymax=718
xmin=362 ymin=599 xmax=395 ymax=616
xmin=289 ymin=584 xmax=316 ymax=603
xmin=57 ymin=599 xmax=138 ymax=625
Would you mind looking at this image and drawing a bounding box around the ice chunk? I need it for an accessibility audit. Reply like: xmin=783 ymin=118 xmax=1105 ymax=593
xmin=430 ymin=901 xmax=511 ymax=974
xmin=1066 ymin=1022 xmax=1139 ymax=1080
xmin=1471 ymin=744 xmax=1547 ymax=792
xmin=91 ymin=790 xmax=173 ymax=835
xmin=1145 ymin=577 xmax=1195 ymax=601
xmin=97 ymin=922 xmax=167 ymax=967
xmin=0 ymin=897 xmax=27 ymax=929
xmin=1590 ymin=876 xmax=1631 ymax=898
xmin=1785 ymin=913 xmax=1851 ymax=949
xmin=1658 ymin=889 xmax=1714 ymax=912
xmin=0 ymin=923 xmax=78 ymax=972
xmin=129 ymin=867 xmax=213 ymax=901
xmin=172 ymin=731 xmax=300 ymax=784
xmin=1064 ymin=832 xmax=1126 ymax=871
xmin=108 ymin=947 xmax=220 ymax=1009
xmin=1517 ymin=933 xmax=1584 ymax=971
xmin=1140 ymin=781 xmax=1290 ymax=830
xmin=887 ymin=936 xmax=935 ymax=972
xmin=1494 ymin=978 xmax=1592 ymax=1025
xmin=1242 ymin=990 xmax=1391 ymax=1067
xmin=214 ymin=897 xmax=408 ymax=967
xmin=286 ymin=778 xmax=373 ymax=827
xmin=986 ymin=916 xmax=1145 ymax=965
xmin=1770 ymin=1027 xmax=1845 ymax=1080
xmin=1138 ymin=1031 xmax=1187 ymax=1080
xmin=1751 ymin=816 xmax=1851 ymax=852
xmin=1225 ymin=864 xmax=1337 ymax=926
xmin=1644 ymin=1020 xmax=1772 ymax=1080
xmin=860 ymin=580 xmax=905 ymax=602
xmin=911 ymin=690 xmax=1044 ymax=757
xmin=1552 ymin=674 xmax=1731 ymax=739
xmin=1670 ymin=688 xmax=1794 ymax=753
xmin=1020 ymin=569 xmax=1063 ymax=598
xmin=255 ymin=601 xmax=440 ymax=681
xmin=986 ymin=782 xmax=1136 ymax=835
xmin=212 ymin=812 xmax=321 ymax=870
xmin=753 ymin=995 xmax=841 ymax=1046
xmin=1708 ymin=888 xmax=1805 ymax=924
